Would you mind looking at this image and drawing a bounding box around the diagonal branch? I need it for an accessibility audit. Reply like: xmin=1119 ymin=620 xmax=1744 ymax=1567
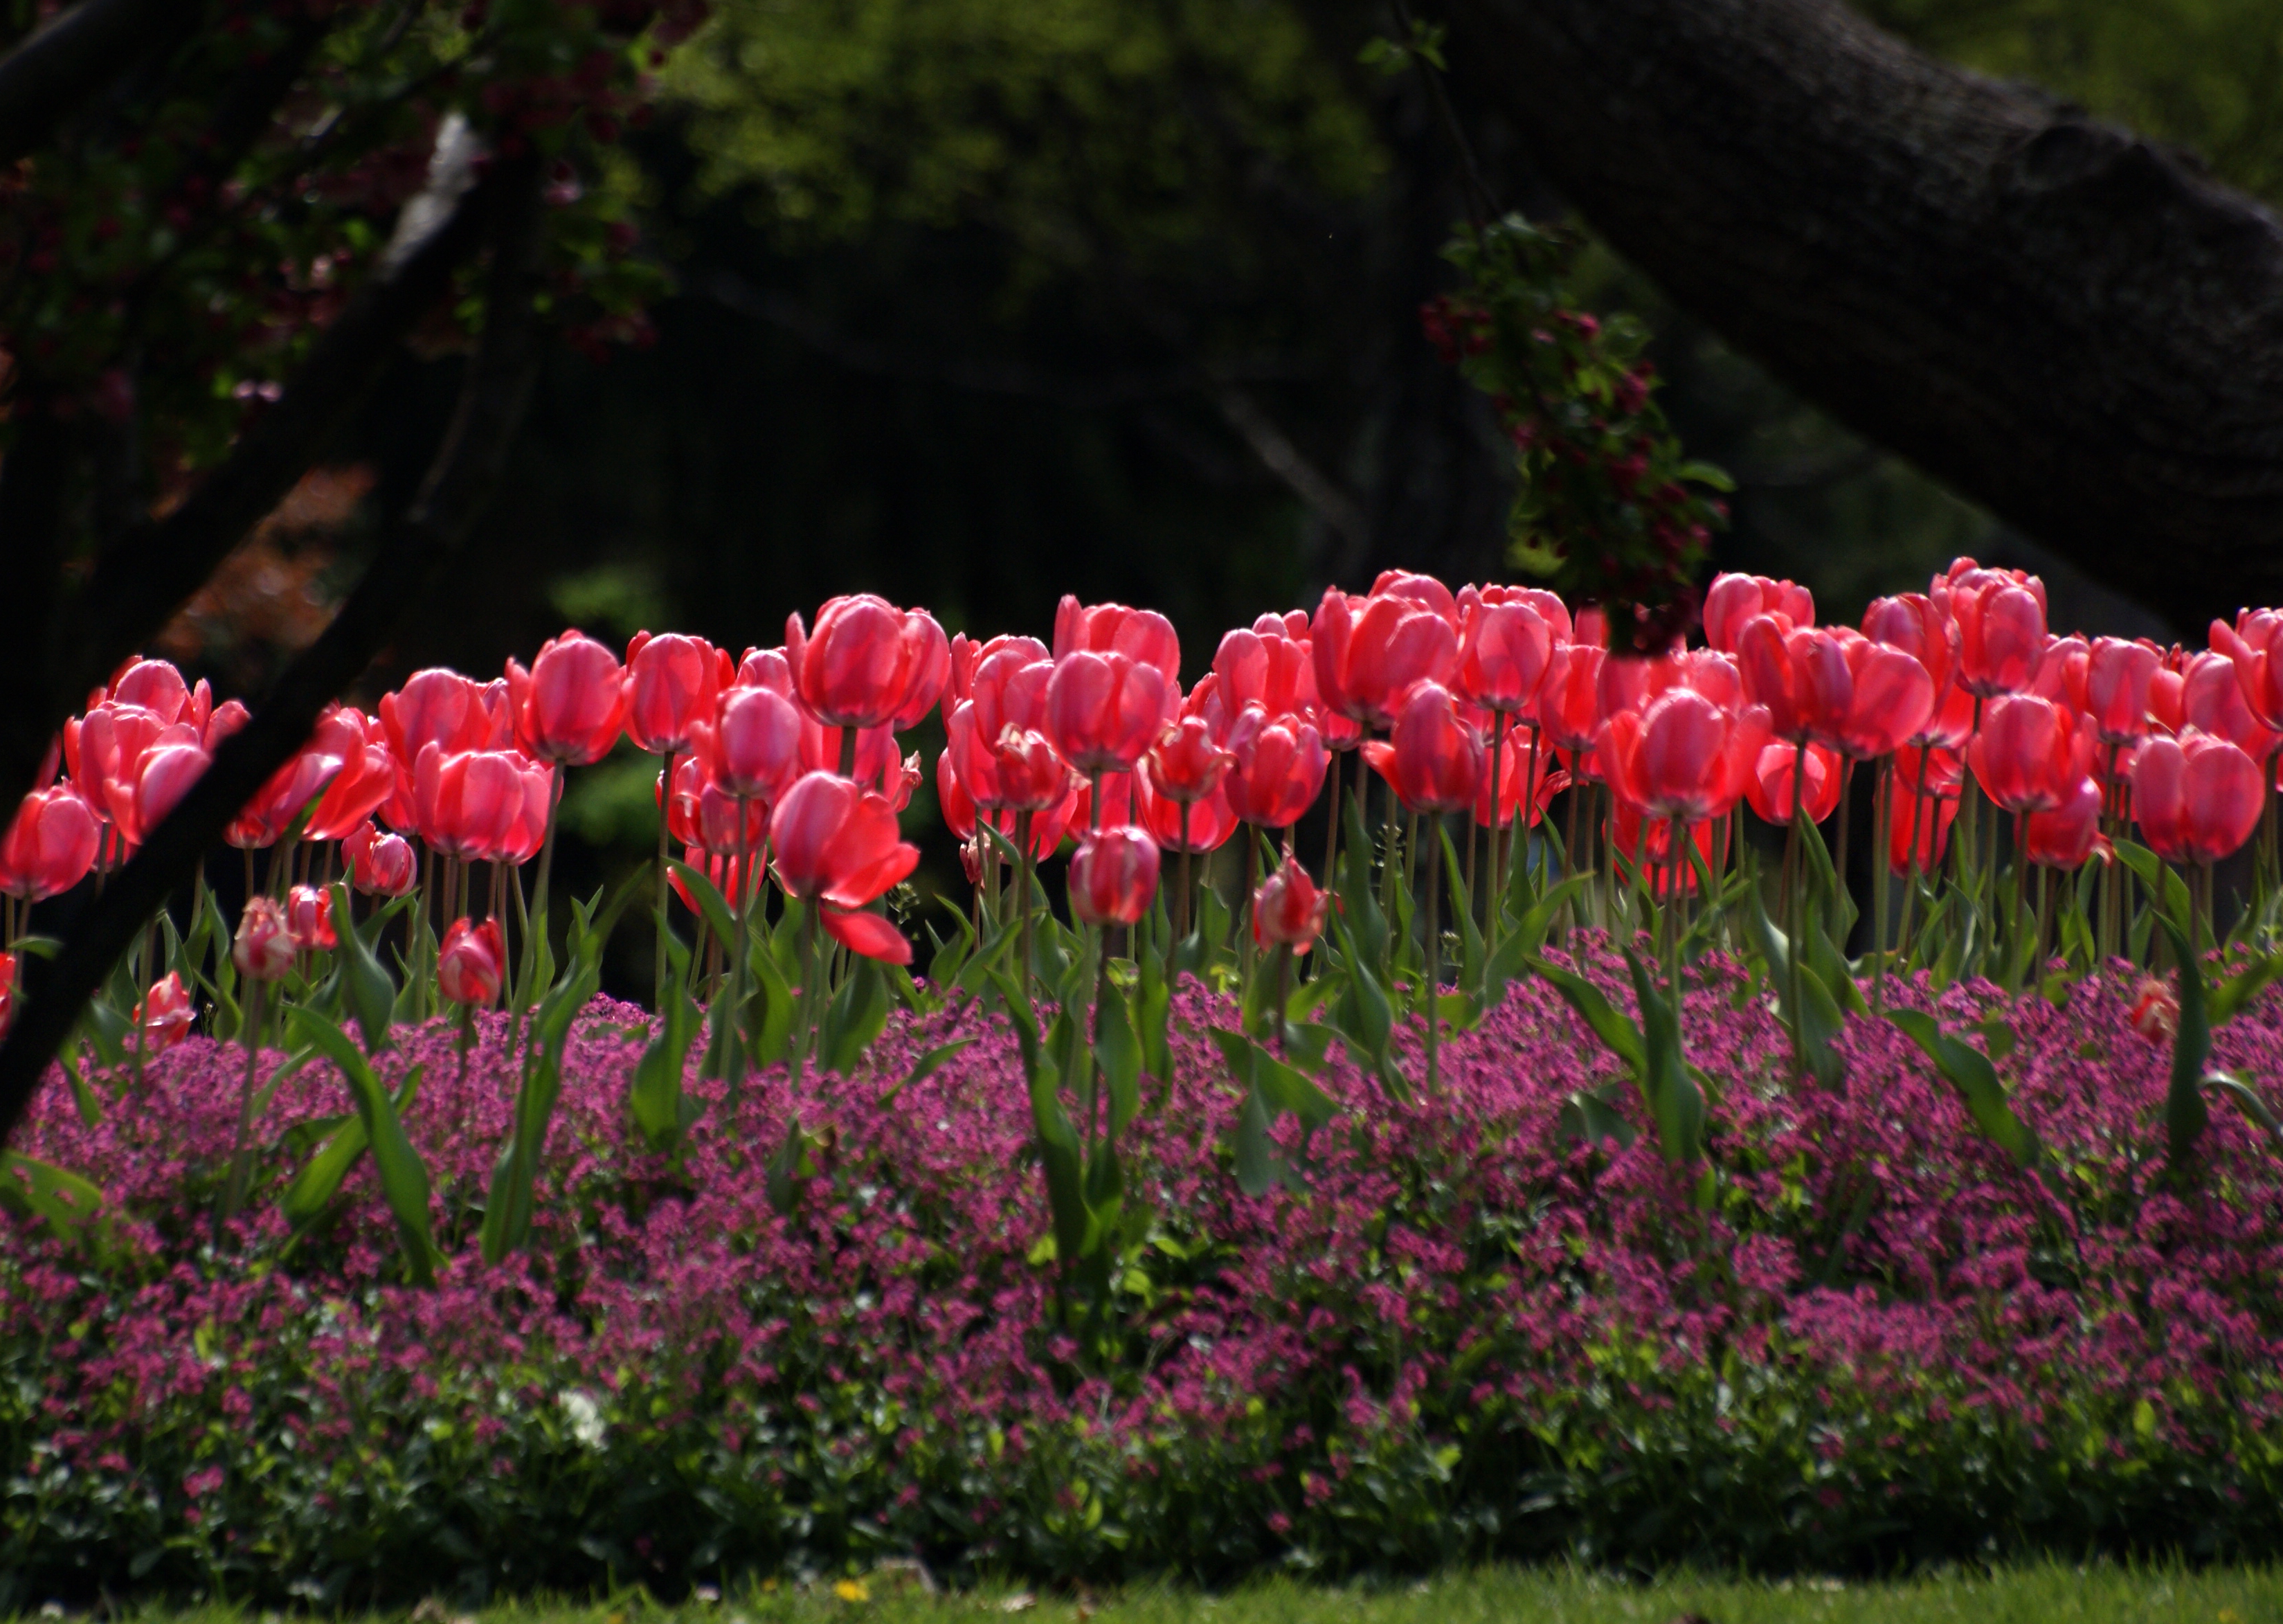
xmin=0 ymin=155 xmax=546 ymax=1151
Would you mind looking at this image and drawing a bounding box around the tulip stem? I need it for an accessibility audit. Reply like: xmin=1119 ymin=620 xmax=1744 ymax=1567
xmin=1486 ymin=714 xmax=1506 ymax=930
xmin=1787 ymin=739 xmax=1807 ymax=1085
xmin=1017 ymin=810 xmax=1036 ymax=1010
xmin=2007 ymin=809 xmax=2030 ymax=994
xmin=2035 ymin=863 xmax=2055 ymax=975
xmin=1423 ymin=824 xmax=1443 ymax=1099
xmin=1872 ymin=763 xmax=1892 ymax=1009
xmin=1833 ymin=759 xmax=1855 ymax=937
xmin=218 ymin=980 xmax=264 ymax=1241
xmin=1176 ymin=802 xmax=1193 ymax=943
xmin=653 ymin=748 xmax=678 ymax=1013
xmin=723 ymin=796 xmax=756 ymax=1105
xmin=1321 ymin=749 xmax=1342 ymax=899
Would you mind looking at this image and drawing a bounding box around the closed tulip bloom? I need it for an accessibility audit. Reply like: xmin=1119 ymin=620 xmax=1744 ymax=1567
xmin=989 ymin=726 xmax=1073 ymax=813
xmin=1044 ymin=650 xmax=1172 ymax=775
xmin=75 ymin=701 xmax=171 ymax=833
xmin=1745 ymin=740 xmax=1842 ymax=827
xmin=1252 ymin=855 xmax=1328 ymax=953
xmin=2030 ymin=635 xmax=2090 ymax=713
xmin=1455 ymin=592 xmax=1555 ymax=716
xmin=0 ymin=952 xmax=15 ymax=1036
xmin=1862 ymin=592 xmax=1958 ymax=696
xmin=303 ymin=710 xmax=397 ymax=842
xmin=1220 ymin=705 xmax=1328 ymax=829
xmin=2208 ymin=609 xmax=2283 ymax=733
xmin=1968 ymin=694 xmax=2090 ymax=813
xmin=1830 ymin=640 xmax=1935 ymax=759
xmin=1703 ymin=572 xmax=1814 ymax=653
xmin=1348 ymin=595 xmax=1461 ymax=728
xmin=705 ymin=684 xmax=806 ymax=804
xmin=1056 ymin=596 xmax=1182 ymax=686
xmin=2183 ymin=650 xmax=2280 ymax=759
xmin=2025 ymin=775 xmax=2106 ymax=869
xmin=380 ymin=668 xmax=494 ymax=767
xmin=1067 ymin=826 xmax=1161 ymax=927
xmin=1142 ymin=714 xmax=1231 ymax=804
xmin=437 ymin=917 xmax=506 ymax=1007
xmin=1603 ymin=689 xmax=1768 ymax=822
xmin=1309 ymin=588 xmax=1371 ymax=723
xmin=623 ymin=631 xmax=728 ymax=755
xmin=108 ymin=658 xmax=203 ymax=728
xmin=1209 ymin=629 xmax=1318 ymax=729
xmin=1947 ymin=574 xmax=2047 ymax=697
xmin=414 ymin=744 xmax=537 ymax=860
xmin=134 ymin=741 xmax=213 ymax=847
xmin=1537 ymin=641 xmax=1607 ymax=757
xmin=2148 ymin=664 xmax=2187 ymax=736
xmin=285 ymin=884 xmax=336 ymax=951
xmin=342 ymin=820 xmax=416 ymax=897
xmin=1738 ymin=617 xmax=1852 ymax=745
xmin=0 ymin=786 xmax=98 ymax=901
xmin=788 ymin=595 xmax=950 ymax=731
xmin=233 ymin=896 xmax=296 ymax=982
xmin=1134 ymin=776 xmax=1239 ymax=854
xmin=135 ymin=972 xmax=195 ymax=1053
xmin=1369 ymin=569 xmax=1461 ymax=624
xmin=2079 ymin=637 xmax=2161 ymax=747
xmin=1362 ymin=680 xmax=1482 ymax=813
xmin=2134 ymin=733 xmax=2266 ymax=865
xmin=509 ymin=629 xmax=629 ymax=765
xmin=770 ymin=771 xmax=921 ymax=963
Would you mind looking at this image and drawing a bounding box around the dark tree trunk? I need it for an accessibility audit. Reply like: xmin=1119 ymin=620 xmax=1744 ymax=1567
xmin=1439 ymin=0 xmax=2283 ymax=634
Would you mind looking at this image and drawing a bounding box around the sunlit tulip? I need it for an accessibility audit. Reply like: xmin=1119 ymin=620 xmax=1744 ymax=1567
xmin=1602 ymin=689 xmax=1769 ymax=824
xmin=2208 ymin=610 xmax=2283 ymax=733
xmin=1369 ymin=569 xmax=1460 ymax=625
xmin=2030 ymin=635 xmax=2088 ymax=714
xmin=74 ymin=700 xmax=171 ymax=834
xmin=2182 ymin=651 xmax=2280 ymax=760
xmin=1134 ymin=776 xmax=1239 ymax=854
xmin=1142 ymin=714 xmax=1231 ymax=805
xmin=1862 ymin=592 xmax=1958 ymax=697
xmin=134 ymin=973 xmax=194 ymax=1053
xmin=788 ymin=595 xmax=950 ymax=731
xmin=380 ymin=667 xmax=496 ymax=767
xmin=1942 ymin=567 xmax=2046 ymax=697
xmin=1054 ymin=596 xmax=1181 ymax=686
xmin=109 ymin=658 xmax=207 ymax=729
xmin=2084 ymin=638 xmax=2161 ymax=747
xmin=0 ymin=786 xmax=99 ymax=901
xmin=1251 ymin=856 xmax=1328 ymax=953
xmin=2133 ymin=732 xmax=2265 ymax=865
xmin=437 ymin=917 xmax=505 ymax=1007
xmin=2024 ymin=775 xmax=2105 ymax=869
xmin=285 ymin=884 xmax=337 ymax=952
xmin=2129 ymin=977 xmax=2180 ymax=1044
xmin=1967 ymin=694 xmax=2089 ymax=815
xmin=1208 ymin=629 xmax=1318 ymax=732
xmin=343 ymin=820 xmax=416 ymax=897
xmin=1220 ymin=705 xmax=1328 ymax=829
xmin=1067 ymin=826 xmax=1161 ymax=927
xmin=1703 ymin=572 xmax=1814 ymax=653
xmin=134 ymin=741 xmax=213 ymax=846
xmin=703 ymin=683 xmax=806 ymax=805
xmin=1744 ymin=740 xmax=1841 ymax=827
xmin=227 ymin=718 xmax=350 ymax=847
xmin=1828 ymin=639 xmax=1935 ymax=760
xmin=1537 ymin=641 xmax=1607 ymax=763
xmin=1361 ymin=680 xmax=1481 ymax=813
xmin=509 ymin=629 xmax=629 ymax=766
xmin=1737 ymin=617 xmax=1852 ymax=746
xmin=770 ymin=771 xmax=919 ymax=963
xmin=415 ymin=744 xmax=545 ymax=861
xmin=232 ymin=896 xmax=296 ymax=982
xmin=1454 ymin=591 xmax=1555 ymax=716
xmin=1888 ymin=768 xmax=1960 ymax=876
xmin=624 ymin=631 xmax=728 ymax=755
xmin=303 ymin=710 xmax=397 ymax=842
xmin=1348 ymin=594 xmax=1461 ymax=728
xmin=1043 ymin=650 xmax=1172 ymax=776
xmin=1474 ymin=748 xmax=1569 ymax=831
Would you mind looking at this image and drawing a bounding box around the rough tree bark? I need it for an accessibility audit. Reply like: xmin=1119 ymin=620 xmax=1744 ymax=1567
xmin=1438 ymin=0 xmax=2283 ymax=633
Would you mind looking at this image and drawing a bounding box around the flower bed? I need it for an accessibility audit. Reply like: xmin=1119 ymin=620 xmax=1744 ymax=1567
xmin=7 ymin=953 xmax=2283 ymax=1605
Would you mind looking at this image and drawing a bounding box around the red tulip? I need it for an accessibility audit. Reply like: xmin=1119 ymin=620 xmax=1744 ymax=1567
xmin=1829 ymin=639 xmax=1935 ymax=759
xmin=380 ymin=667 xmax=498 ymax=766
xmin=0 ymin=787 xmax=98 ymax=901
xmin=1054 ymin=596 xmax=1181 ymax=686
xmin=2208 ymin=609 xmax=2283 ymax=733
xmin=1607 ymin=800 xmax=1716 ymax=896
xmin=1369 ymin=569 xmax=1460 ymax=625
xmin=1134 ymin=775 xmax=1238 ymax=854
xmin=227 ymin=716 xmax=351 ymax=848
xmin=1470 ymin=582 xmax=1571 ymax=643
xmin=437 ymin=917 xmax=506 ymax=1007
xmin=2030 ymin=635 xmax=2088 ymax=713
xmin=1067 ymin=825 xmax=1161 ymax=927
xmin=134 ymin=972 xmax=194 ymax=1054
xmin=108 ymin=658 xmax=208 ymax=730
xmin=1703 ymin=572 xmax=1814 ymax=653
xmin=1862 ymin=592 xmax=1958 ymax=696
xmin=303 ymin=709 xmax=397 ymax=842
xmin=0 ymin=952 xmax=15 ymax=1036
xmin=1142 ymin=714 xmax=1231 ymax=804
xmin=770 ymin=771 xmax=920 ymax=963
xmin=74 ymin=700 xmax=171 ymax=833
xmin=2023 ymin=775 xmax=2105 ymax=869
xmin=1361 ymin=680 xmax=1481 ymax=813
xmin=702 ymin=684 xmax=806 ymax=805
xmin=343 ymin=820 xmax=416 ymax=897
xmin=2129 ymin=977 xmax=2180 ymax=1043
xmin=1605 ymin=689 xmax=1770 ymax=823
xmin=1043 ymin=650 xmax=1172 ymax=776
xmin=1311 ymin=587 xmax=1459 ymax=730
xmin=232 ymin=896 xmax=296 ymax=982
xmin=134 ymin=741 xmax=212 ymax=847
xmin=623 ymin=631 xmax=727 ymax=755
xmin=1537 ymin=641 xmax=1607 ymax=761
xmin=788 ymin=595 xmax=950 ymax=731
xmin=1941 ymin=566 xmax=2046 ymax=697
xmin=1968 ymin=694 xmax=2091 ymax=814
xmin=285 ymin=884 xmax=337 ymax=951
xmin=1252 ymin=854 xmax=1328 ymax=953
xmin=1888 ymin=752 xmax=1962 ymax=877
xmin=2133 ymin=732 xmax=2265 ymax=865
xmin=1474 ymin=743 xmax=1569 ymax=831
xmin=1454 ymin=590 xmax=1555 ymax=716
xmin=508 ymin=629 xmax=629 ymax=766
xmin=672 ymin=847 xmax=761 ymax=917
xmin=2084 ymin=637 xmax=2161 ymax=746
xmin=1744 ymin=740 xmax=1841 ymax=827
xmin=415 ymin=744 xmax=548 ymax=861
xmin=2182 ymin=651 xmax=2280 ymax=759
xmin=1208 ymin=629 xmax=1319 ymax=732
xmin=1738 ymin=617 xmax=1852 ymax=745
xmin=1220 ymin=705 xmax=1328 ymax=829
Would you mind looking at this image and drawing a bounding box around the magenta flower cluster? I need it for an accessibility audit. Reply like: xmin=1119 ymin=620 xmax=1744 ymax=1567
xmin=4 ymin=958 xmax=2282 ymax=1602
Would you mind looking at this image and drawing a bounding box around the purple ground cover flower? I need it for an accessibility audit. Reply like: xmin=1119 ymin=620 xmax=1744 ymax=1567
xmin=3 ymin=944 xmax=2282 ymax=1603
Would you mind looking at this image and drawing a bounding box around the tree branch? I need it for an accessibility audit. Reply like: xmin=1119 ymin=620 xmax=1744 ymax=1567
xmin=0 ymin=0 xmax=184 ymax=163
xmin=1440 ymin=0 xmax=2283 ymax=631
xmin=0 ymin=155 xmax=547 ymax=1151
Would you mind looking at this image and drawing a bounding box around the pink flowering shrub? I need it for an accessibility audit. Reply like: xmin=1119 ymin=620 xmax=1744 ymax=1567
xmin=5 ymin=948 xmax=2283 ymax=1604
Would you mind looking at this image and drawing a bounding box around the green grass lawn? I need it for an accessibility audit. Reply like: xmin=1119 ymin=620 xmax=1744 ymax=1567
xmin=108 ymin=1564 xmax=2283 ymax=1624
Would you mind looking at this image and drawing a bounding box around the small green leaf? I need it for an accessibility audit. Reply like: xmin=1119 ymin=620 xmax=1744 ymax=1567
xmin=2159 ymin=917 xmax=2211 ymax=1168
xmin=882 ymin=1036 xmax=978 ymax=1105
xmin=1887 ymin=1008 xmax=2039 ymax=1169
xmin=285 ymin=1008 xmax=440 ymax=1282
xmin=1527 ymin=955 xmax=1646 ymax=1075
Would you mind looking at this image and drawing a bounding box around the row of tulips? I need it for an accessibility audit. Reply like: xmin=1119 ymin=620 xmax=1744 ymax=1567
xmin=11 ymin=559 xmax=2283 ymax=1298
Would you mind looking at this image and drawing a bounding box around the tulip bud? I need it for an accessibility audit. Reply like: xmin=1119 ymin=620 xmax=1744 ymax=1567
xmin=135 ymin=972 xmax=195 ymax=1053
xmin=1068 ymin=826 xmax=1160 ymax=927
xmin=511 ymin=630 xmax=629 ymax=766
xmin=233 ymin=896 xmax=296 ymax=982
xmin=438 ymin=917 xmax=506 ymax=1007
xmin=343 ymin=820 xmax=417 ymax=897
xmin=1251 ymin=856 xmax=1327 ymax=953
xmin=1143 ymin=714 xmax=1231 ymax=804
xmin=285 ymin=884 xmax=337 ymax=952
xmin=2129 ymin=977 xmax=2180 ymax=1045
